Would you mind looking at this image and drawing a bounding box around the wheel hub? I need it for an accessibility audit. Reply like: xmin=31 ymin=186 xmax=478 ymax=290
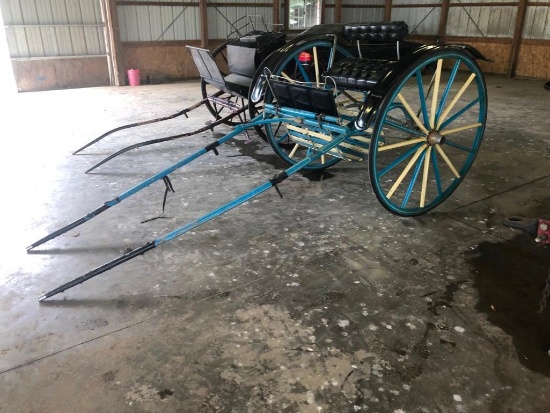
xmin=427 ymin=130 xmax=445 ymax=146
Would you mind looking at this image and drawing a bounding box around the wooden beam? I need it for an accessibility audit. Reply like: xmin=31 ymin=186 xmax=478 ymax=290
xmin=199 ymin=0 xmax=208 ymax=48
xmin=384 ymin=0 xmax=392 ymax=21
xmin=335 ymin=0 xmax=342 ymax=23
xmin=283 ymin=0 xmax=289 ymax=31
xmin=508 ymin=0 xmax=528 ymax=77
xmin=104 ymin=0 xmax=124 ymax=86
xmin=438 ymin=0 xmax=450 ymax=38
xmin=273 ymin=0 xmax=280 ymax=27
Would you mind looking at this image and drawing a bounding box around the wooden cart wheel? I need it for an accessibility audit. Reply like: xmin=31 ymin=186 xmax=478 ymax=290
xmin=368 ymin=49 xmax=487 ymax=216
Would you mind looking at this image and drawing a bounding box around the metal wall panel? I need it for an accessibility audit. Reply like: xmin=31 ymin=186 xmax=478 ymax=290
xmin=341 ymin=7 xmax=384 ymax=24
xmin=523 ymin=5 xmax=550 ymax=40
xmin=1 ymin=0 xmax=106 ymax=58
xmin=207 ymin=7 xmax=274 ymax=40
xmin=446 ymin=4 xmax=517 ymax=37
xmin=393 ymin=6 xmax=440 ymax=35
xmin=119 ymin=0 xmax=274 ymax=42
xmin=118 ymin=5 xmax=201 ymax=41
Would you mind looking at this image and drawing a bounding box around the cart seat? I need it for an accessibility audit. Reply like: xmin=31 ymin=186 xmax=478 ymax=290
xmin=344 ymin=21 xmax=408 ymax=42
xmin=326 ymin=58 xmax=396 ymax=91
xmin=187 ymin=46 xmax=252 ymax=98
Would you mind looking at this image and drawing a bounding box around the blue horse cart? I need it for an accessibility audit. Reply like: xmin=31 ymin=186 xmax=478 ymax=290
xmin=29 ymin=21 xmax=488 ymax=300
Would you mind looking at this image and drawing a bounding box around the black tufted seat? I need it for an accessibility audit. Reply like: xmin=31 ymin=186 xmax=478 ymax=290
xmin=326 ymin=58 xmax=395 ymax=91
xmin=344 ymin=21 xmax=408 ymax=43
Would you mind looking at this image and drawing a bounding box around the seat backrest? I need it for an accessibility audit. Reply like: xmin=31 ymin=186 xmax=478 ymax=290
xmin=344 ymin=21 xmax=408 ymax=43
xmin=227 ymin=45 xmax=257 ymax=78
xmin=270 ymin=80 xmax=339 ymax=117
xmin=186 ymin=46 xmax=225 ymax=90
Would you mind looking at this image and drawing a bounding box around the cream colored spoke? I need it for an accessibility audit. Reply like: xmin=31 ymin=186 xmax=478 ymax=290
xmin=430 ymin=59 xmax=443 ymax=129
xmin=436 ymin=73 xmax=476 ymax=129
xmin=435 ymin=145 xmax=460 ymax=178
xmin=397 ymin=94 xmax=429 ymax=134
xmin=321 ymin=154 xmax=326 ymax=164
xmin=313 ymin=47 xmax=320 ymax=87
xmin=420 ymin=147 xmax=432 ymax=208
xmin=377 ymin=137 xmax=426 ymax=152
xmin=387 ymin=144 xmax=428 ymax=199
xmin=441 ymin=122 xmax=482 ymax=136
xmin=281 ymin=72 xmax=295 ymax=83
xmin=289 ymin=143 xmax=300 ymax=158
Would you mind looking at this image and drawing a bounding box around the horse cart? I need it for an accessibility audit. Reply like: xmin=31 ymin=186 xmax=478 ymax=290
xmin=29 ymin=20 xmax=489 ymax=300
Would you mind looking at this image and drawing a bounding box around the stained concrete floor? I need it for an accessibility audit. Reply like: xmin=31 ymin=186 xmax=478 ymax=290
xmin=0 ymin=75 xmax=549 ymax=413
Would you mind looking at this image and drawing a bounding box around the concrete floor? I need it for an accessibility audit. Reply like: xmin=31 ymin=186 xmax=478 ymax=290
xmin=0 ymin=75 xmax=549 ymax=413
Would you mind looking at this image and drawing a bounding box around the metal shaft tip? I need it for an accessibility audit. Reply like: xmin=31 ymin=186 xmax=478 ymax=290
xmin=38 ymin=294 xmax=47 ymax=302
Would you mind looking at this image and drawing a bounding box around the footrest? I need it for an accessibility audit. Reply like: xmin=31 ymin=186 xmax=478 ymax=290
xmin=326 ymin=58 xmax=396 ymax=91
xmin=344 ymin=21 xmax=408 ymax=42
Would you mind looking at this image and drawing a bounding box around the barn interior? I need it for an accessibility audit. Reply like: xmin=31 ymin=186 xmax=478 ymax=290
xmin=1 ymin=1 xmax=550 ymax=412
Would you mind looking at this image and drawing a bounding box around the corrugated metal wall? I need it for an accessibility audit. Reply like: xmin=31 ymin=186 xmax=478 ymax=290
xmin=117 ymin=0 xmax=273 ymax=42
xmin=340 ymin=0 xmax=385 ymax=24
xmin=1 ymin=0 xmax=106 ymax=58
xmin=118 ymin=0 xmax=201 ymax=41
xmin=524 ymin=0 xmax=550 ymax=40
xmin=207 ymin=0 xmax=273 ymax=40
xmin=447 ymin=0 xmax=517 ymax=38
xmin=392 ymin=0 xmax=440 ymax=36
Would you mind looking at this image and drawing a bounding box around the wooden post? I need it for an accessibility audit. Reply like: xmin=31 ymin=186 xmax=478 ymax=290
xmin=320 ymin=0 xmax=326 ymax=24
xmin=384 ymin=0 xmax=392 ymax=21
xmin=438 ymin=0 xmax=450 ymax=39
xmin=283 ymin=0 xmax=289 ymax=31
xmin=104 ymin=0 xmax=124 ymax=86
xmin=199 ymin=0 xmax=208 ymax=48
xmin=334 ymin=0 xmax=342 ymax=23
xmin=508 ymin=0 xmax=528 ymax=77
xmin=273 ymin=0 xmax=280 ymax=28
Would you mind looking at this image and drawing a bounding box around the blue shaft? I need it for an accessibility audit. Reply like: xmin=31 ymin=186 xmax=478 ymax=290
xmin=107 ymin=116 xmax=262 ymax=206
xmin=155 ymin=129 xmax=355 ymax=246
xmin=29 ymin=115 xmax=267 ymax=249
xmin=38 ymin=127 xmax=355 ymax=300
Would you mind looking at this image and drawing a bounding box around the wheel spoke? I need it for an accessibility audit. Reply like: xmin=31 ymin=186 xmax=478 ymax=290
xmin=420 ymin=147 xmax=432 ymax=207
xmin=436 ymin=73 xmax=477 ymax=129
xmin=430 ymin=59 xmax=443 ymax=129
xmin=397 ymin=94 xmax=429 ymax=134
xmin=435 ymin=145 xmax=460 ymax=178
xmin=441 ymin=122 xmax=482 ymax=136
xmin=439 ymin=96 xmax=481 ymax=130
xmin=281 ymin=72 xmax=295 ymax=83
xmin=378 ymin=142 xmax=424 ymax=177
xmin=289 ymin=143 xmax=300 ymax=158
xmin=436 ymin=60 xmax=461 ymax=121
xmin=445 ymin=139 xmax=474 ymax=153
xmin=415 ymin=69 xmax=430 ymax=127
xmin=387 ymin=144 xmax=428 ymax=199
xmin=313 ymin=47 xmax=320 ymax=87
xmin=378 ymin=137 xmax=426 ymax=152
xmin=401 ymin=149 xmax=426 ymax=208
xmin=383 ymin=118 xmax=425 ymax=137
xmin=431 ymin=147 xmax=443 ymax=196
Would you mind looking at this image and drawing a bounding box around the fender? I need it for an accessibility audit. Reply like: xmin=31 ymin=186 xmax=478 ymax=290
xmin=355 ymin=43 xmax=489 ymax=130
